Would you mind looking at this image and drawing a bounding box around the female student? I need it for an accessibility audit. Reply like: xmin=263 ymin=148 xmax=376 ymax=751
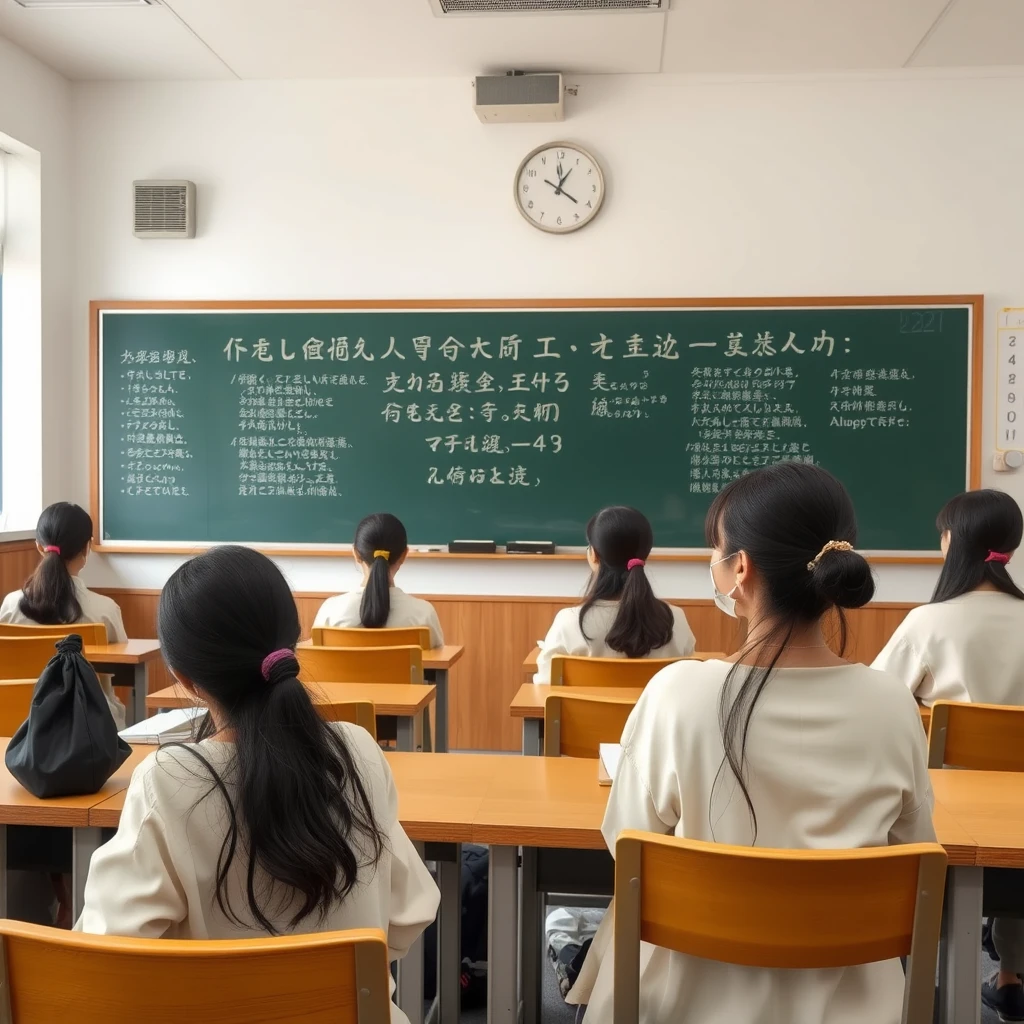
xmin=873 ymin=488 xmax=1024 ymax=1020
xmin=77 ymin=545 xmax=439 ymax=1023
xmin=314 ymin=513 xmax=444 ymax=648
xmin=0 ymin=502 xmax=126 ymax=726
xmin=568 ymin=463 xmax=933 ymax=1024
xmin=534 ymin=506 xmax=695 ymax=683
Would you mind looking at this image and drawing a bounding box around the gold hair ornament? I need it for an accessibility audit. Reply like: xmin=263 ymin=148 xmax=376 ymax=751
xmin=806 ymin=540 xmax=854 ymax=572
xmin=373 ymin=550 xmax=391 ymax=560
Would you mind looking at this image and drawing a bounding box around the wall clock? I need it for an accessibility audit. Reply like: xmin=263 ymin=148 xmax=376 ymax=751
xmin=514 ymin=142 xmax=605 ymax=234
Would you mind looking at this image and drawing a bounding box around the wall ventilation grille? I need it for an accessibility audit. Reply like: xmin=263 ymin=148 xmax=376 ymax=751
xmin=433 ymin=0 xmax=665 ymax=13
xmin=133 ymin=180 xmax=195 ymax=239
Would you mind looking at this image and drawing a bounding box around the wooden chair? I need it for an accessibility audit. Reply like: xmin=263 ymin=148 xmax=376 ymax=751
xmin=311 ymin=626 xmax=431 ymax=650
xmin=543 ymin=693 xmax=636 ymax=759
xmin=317 ymin=699 xmax=377 ymax=740
xmin=0 ymin=636 xmax=78 ymax=681
xmin=550 ymin=655 xmax=685 ymax=687
xmin=0 ymin=622 xmax=107 ymax=644
xmin=0 ymin=681 xmax=35 ymax=735
xmin=927 ymin=701 xmax=1024 ymax=770
xmin=613 ymin=831 xmax=947 ymax=1024
xmin=0 ymin=919 xmax=391 ymax=1023
xmin=297 ymin=645 xmax=424 ymax=686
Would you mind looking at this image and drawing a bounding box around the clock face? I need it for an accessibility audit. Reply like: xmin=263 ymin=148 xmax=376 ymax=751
xmin=514 ymin=143 xmax=605 ymax=234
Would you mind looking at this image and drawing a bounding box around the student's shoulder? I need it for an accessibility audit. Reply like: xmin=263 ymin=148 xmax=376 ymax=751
xmin=845 ymin=662 xmax=923 ymax=719
xmin=641 ymin=658 xmax=731 ymax=708
xmin=0 ymin=590 xmax=24 ymax=619
xmin=315 ymin=591 xmax=362 ymax=618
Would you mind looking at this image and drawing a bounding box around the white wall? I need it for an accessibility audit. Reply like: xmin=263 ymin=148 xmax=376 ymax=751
xmin=0 ymin=34 xmax=71 ymax=528
xmin=69 ymin=70 xmax=1024 ymax=600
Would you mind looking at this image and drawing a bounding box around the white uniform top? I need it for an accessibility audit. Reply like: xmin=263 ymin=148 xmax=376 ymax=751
xmin=0 ymin=576 xmax=128 ymax=727
xmin=534 ymin=601 xmax=695 ymax=683
xmin=313 ymin=586 xmax=444 ymax=649
xmin=569 ymin=659 xmax=934 ymax=1024
xmin=872 ymin=589 xmax=1024 ymax=707
xmin=76 ymin=722 xmax=439 ymax=1024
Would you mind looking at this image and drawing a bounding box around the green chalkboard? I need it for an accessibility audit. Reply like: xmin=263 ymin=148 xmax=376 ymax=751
xmin=93 ymin=299 xmax=979 ymax=554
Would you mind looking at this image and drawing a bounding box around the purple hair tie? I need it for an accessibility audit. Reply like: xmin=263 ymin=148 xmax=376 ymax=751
xmin=261 ymin=648 xmax=294 ymax=681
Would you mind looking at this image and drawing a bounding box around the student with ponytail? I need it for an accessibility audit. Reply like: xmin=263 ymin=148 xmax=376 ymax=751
xmin=535 ymin=506 xmax=694 ymax=683
xmin=314 ymin=513 xmax=443 ymax=647
xmin=568 ymin=463 xmax=932 ymax=1024
xmin=77 ymin=546 xmax=438 ymax=1021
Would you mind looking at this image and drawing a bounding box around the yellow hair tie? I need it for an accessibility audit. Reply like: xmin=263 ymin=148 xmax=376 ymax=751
xmin=373 ymin=550 xmax=390 ymax=560
xmin=806 ymin=540 xmax=854 ymax=572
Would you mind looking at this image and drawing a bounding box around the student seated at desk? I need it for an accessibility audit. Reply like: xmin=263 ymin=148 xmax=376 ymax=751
xmin=534 ymin=506 xmax=694 ymax=683
xmin=0 ymin=502 xmax=126 ymax=727
xmin=569 ymin=464 xmax=933 ymax=1024
xmin=314 ymin=512 xmax=444 ymax=647
xmin=77 ymin=546 xmax=439 ymax=1024
xmin=873 ymin=488 xmax=1024 ymax=1019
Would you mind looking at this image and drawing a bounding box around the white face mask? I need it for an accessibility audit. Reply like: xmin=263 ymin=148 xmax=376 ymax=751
xmin=710 ymin=553 xmax=739 ymax=618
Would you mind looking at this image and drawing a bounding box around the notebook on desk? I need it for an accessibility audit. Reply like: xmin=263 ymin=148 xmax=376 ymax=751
xmin=119 ymin=706 xmax=206 ymax=745
xmin=599 ymin=743 xmax=621 ymax=786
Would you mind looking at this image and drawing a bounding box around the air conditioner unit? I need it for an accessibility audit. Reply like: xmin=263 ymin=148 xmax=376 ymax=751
xmin=133 ymin=180 xmax=196 ymax=239
xmin=474 ymin=74 xmax=563 ymax=123
xmin=431 ymin=0 xmax=666 ymax=13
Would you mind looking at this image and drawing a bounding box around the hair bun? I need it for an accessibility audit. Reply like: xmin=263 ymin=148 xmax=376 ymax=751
xmin=809 ymin=548 xmax=875 ymax=609
xmin=265 ymin=654 xmax=300 ymax=687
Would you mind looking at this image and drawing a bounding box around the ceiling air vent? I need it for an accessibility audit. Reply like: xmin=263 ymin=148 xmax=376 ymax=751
xmin=133 ymin=180 xmax=195 ymax=239
xmin=430 ymin=0 xmax=666 ymax=13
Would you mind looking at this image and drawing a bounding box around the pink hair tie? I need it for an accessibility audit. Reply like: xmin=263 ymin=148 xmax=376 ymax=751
xmin=260 ymin=648 xmax=294 ymax=681
xmin=43 ymin=545 xmax=60 ymax=555
xmin=985 ymin=551 xmax=1011 ymax=565
xmin=626 ymin=558 xmax=645 ymax=571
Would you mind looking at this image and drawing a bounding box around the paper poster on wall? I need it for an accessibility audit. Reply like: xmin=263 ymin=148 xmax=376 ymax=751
xmin=996 ymin=309 xmax=1024 ymax=452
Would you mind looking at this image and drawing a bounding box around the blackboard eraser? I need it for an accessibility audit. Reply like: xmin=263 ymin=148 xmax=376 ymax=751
xmin=449 ymin=539 xmax=498 ymax=554
xmin=506 ymin=540 xmax=556 ymax=555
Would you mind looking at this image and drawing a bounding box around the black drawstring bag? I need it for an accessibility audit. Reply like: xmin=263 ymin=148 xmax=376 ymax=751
xmin=5 ymin=634 xmax=131 ymax=798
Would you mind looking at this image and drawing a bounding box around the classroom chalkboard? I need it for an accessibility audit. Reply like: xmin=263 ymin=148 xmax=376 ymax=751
xmin=92 ymin=298 xmax=980 ymax=556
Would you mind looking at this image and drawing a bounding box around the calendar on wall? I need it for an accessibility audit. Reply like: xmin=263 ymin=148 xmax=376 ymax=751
xmin=996 ymin=309 xmax=1024 ymax=452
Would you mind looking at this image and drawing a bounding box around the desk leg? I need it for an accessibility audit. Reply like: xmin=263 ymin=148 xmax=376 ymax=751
xmin=397 ymin=841 xmax=426 ymax=1024
xmin=430 ymin=669 xmax=449 ymax=753
xmin=0 ymin=824 xmax=6 ymax=919
xmin=397 ymin=714 xmax=424 ymax=753
xmin=436 ymin=844 xmax=462 ymax=1024
xmin=939 ymin=864 xmax=982 ymax=1024
xmin=520 ymin=846 xmax=542 ymax=1024
xmin=72 ymin=826 xmax=103 ymax=922
xmin=488 ymin=845 xmax=519 ymax=1024
xmin=522 ymin=719 xmax=542 ymax=757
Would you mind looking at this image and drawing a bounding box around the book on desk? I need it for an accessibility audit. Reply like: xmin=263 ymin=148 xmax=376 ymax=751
xmin=599 ymin=743 xmax=621 ymax=786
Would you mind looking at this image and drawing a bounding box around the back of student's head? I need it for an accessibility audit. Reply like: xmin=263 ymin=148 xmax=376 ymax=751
xmin=932 ymin=489 xmax=1024 ymax=603
xmin=580 ymin=505 xmax=674 ymax=658
xmin=705 ymin=462 xmax=874 ymax=839
xmin=18 ymin=502 xmax=94 ymax=625
xmin=353 ymin=513 xmax=408 ymax=629
xmin=158 ymin=544 xmax=385 ymax=933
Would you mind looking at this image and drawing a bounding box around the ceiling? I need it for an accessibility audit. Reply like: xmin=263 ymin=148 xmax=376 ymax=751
xmin=0 ymin=0 xmax=1022 ymax=81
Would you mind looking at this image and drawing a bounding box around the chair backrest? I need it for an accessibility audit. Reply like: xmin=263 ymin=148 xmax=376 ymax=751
xmin=543 ymin=693 xmax=636 ymax=759
xmin=0 ymin=636 xmax=80 ymax=681
xmin=296 ymin=645 xmax=423 ymax=685
xmin=0 ymin=622 xmax=107 ymax=644
xmin=311 ymin=626 xmax=431 ymax=650
xmin=927 ymin=700 xmax=1024 ymax=770
xmin=317 ymin=700 xmax=377 ymax=740
xmin=613 ymin=831 xmax=947 ymax=1024
xmin=550 ymin=655 xmax=684 ymax=687
xmin=0 ymin=920 xmax=391 ymax=1024
xmin=0 ymin=681 xmax=35 ymax=736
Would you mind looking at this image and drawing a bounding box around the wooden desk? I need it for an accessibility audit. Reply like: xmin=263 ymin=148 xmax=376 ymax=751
xmin=146 ymin=681 xmax=437 ymax=752
xmin=84 ymin=640 xmax=163 ymax=726
xmin=0 ymin=739 xmax=149 ymax=921
xmin=296 ymin=643 xmax=463 ymax=752
xmin=511 ymin=683 xmax=642 ymax=755
xmin=522 ymin=647 xmax=539 ymax=679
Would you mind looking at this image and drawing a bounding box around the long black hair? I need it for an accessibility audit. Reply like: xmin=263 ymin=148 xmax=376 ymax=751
xmin=18 ymin=502 xmax=93 ymax=624
xmin=158 ymin=545 xmax=386 ymax=933
xmin=578 ymin=506 xmax=674 ymax=658
xmin=705 ymin=462 xmax=875 ymax=841
xmin=932 ymin=489 xmax=1024 ymax=603
xmin=353 ymin=513 xmax=408 ymax=629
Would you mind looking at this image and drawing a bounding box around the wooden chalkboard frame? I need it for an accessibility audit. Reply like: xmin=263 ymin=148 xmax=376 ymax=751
xmin=89 ymin=295 xmax=983 ymax=562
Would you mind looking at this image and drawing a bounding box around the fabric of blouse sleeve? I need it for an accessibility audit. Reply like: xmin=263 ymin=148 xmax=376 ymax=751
xmin=74 ymin=758 xmax=187 ymax=937
xmin=534 ymin=609 xmax=573 ymax=684
xmin=373 ymin=745 xmax=439 ymax=961
xmin=888 ymin=695 xmax=937 ymax=846
xmin=424 ymin=602 xmax=444 ymax=648
xmin=0 ymin=591 xmax=20 ymax=623
xmin=871 ymin=623 xmax=940 ymax=703
xmin=600 ymin=677 xmax=682 ymax=856
xmin=95 ymin=594 xmax=128 ymax=643
xmin=669 ymin=606 xmax=696 ymax=656
xmin=312 ymin=595 xmax=337 ymax=629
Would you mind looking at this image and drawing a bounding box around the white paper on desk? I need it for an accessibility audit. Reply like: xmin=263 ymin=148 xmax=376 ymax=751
xmin=118 ymin=706 xmax=205 ymax=745
xmin=599 ymin=743 xmax=622 ymax=782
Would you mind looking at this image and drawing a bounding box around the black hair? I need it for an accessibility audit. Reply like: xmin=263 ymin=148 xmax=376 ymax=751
xmin=18 ymin=502 xmax=94 ymax=624
xmin=353 ymin=513 xmax=408 ymax=629
xmin=932 ymin=489 xmax=1024 ymax=604
xmin=705 ymin=462 xmax=875 ymax=841
xmin=158 ymin=545 xmax=386 ymax=933
xmin=578 ymin=506 xmax=675 ymax=659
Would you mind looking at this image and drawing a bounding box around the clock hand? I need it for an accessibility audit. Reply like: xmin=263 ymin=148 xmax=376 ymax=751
xmin=558 ymin=167 xmax=573 ymax=188
xmin=544 ymin=178 xmax=563 ymax=195
xmin=559 ymin=188 xmax=578 ymax=204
